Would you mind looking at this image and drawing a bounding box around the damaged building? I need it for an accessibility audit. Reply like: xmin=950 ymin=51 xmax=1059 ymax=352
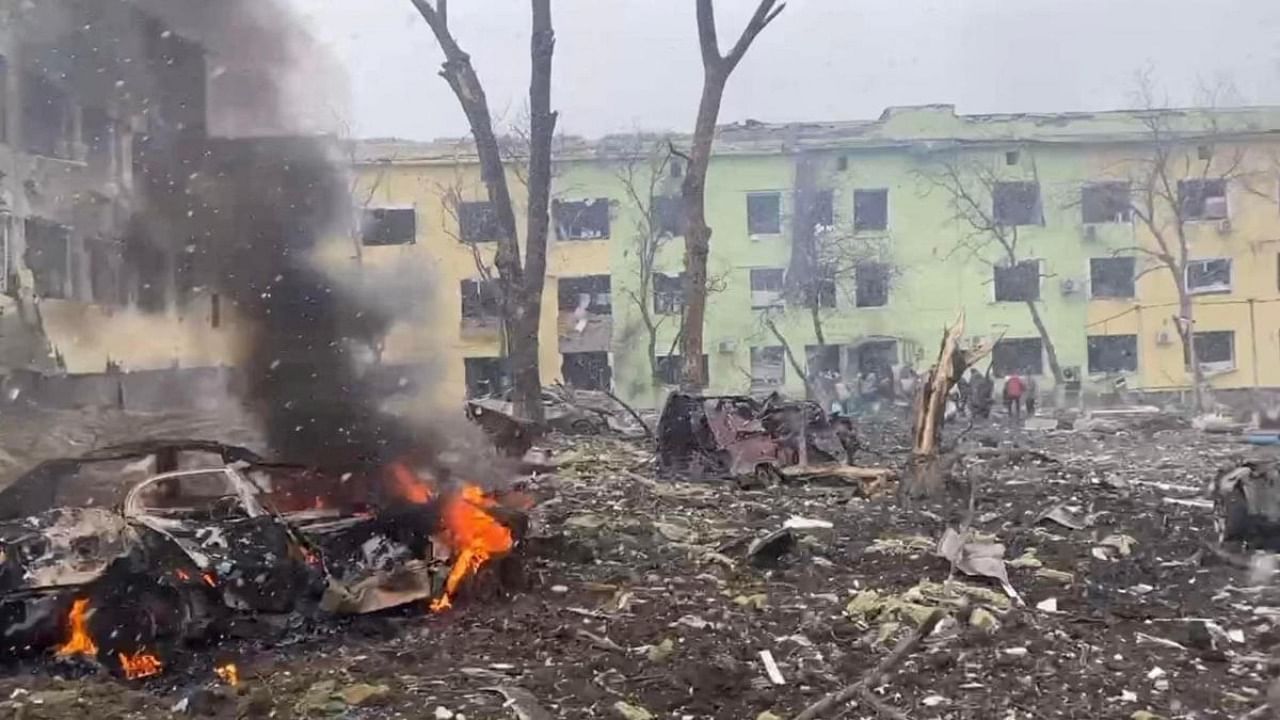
xmin=0 ymin=0 xmax=242 ymax=404
xmin=353 ymin=104 xmax=1280 ymax=410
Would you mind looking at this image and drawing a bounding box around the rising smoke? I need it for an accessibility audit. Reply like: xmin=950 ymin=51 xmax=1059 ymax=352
xmin=21 ymin=0 xmax=422 ymax=467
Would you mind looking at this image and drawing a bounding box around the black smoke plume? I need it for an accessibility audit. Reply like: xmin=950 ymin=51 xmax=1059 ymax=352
xmin=21 ymin=0 xmax=413 ymax=466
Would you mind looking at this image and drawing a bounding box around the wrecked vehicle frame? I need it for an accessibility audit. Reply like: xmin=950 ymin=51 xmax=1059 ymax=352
xmin=657 ymin=392 xmax=859 ymax=480
xmin=0 ymin=441 xmax=512 ymax=674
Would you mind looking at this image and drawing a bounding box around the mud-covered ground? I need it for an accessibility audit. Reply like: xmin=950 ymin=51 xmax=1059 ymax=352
xmin=2 ymin=409 xmax=1279 ymax=719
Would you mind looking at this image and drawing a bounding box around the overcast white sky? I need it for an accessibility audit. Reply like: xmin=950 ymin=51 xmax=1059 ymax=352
xmin=285 ymin=0 xmax=1280 ymax=141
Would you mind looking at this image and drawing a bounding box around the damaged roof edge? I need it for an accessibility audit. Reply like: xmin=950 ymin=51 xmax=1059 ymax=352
xmin=353 ymin=104 xmax=1280 ymax=165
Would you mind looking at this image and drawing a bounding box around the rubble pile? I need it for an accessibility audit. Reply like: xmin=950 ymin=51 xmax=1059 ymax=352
xmin=0 ymin=410 xmax=1278 ymax=718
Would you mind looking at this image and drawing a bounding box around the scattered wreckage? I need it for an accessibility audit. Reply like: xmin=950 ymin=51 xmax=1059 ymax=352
xmin=656 ymin=392 xmax=892 ymax=490
xmin=0 ymin=440 xmax=525 ymax=678
xmin=466 ymin=385 xmax=651 ymax=456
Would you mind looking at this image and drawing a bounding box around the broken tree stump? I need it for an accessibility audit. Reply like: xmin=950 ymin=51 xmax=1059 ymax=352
xmin=901 ymin=312 xmax=991 ymax=502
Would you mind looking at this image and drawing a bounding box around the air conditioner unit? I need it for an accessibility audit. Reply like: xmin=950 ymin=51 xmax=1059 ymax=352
xmin=1155 ymin=330 xmax=1173 ymax=346
xmin=1082 ymin=224 xmax=1098 ymax=242
xmin=1217 ymin=218 xmax=1233 ymax=234
xmin=717 ymin=340 xmax=738 ymax=354
xmin=1059 ymin=278 xmax=1081 ymax=295
xmin=1062 ymin=366 xmax=1081 ymax=383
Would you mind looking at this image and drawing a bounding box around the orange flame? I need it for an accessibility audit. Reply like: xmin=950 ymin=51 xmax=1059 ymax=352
xmin=56 ymin=598 xmax=98 ymax=658
xmin=175 ymin=568 xmax=192 ymax=581
xmin=429 ymin=484 xmax=513 ymax=612
xmin=215 ymin=662 xmax=240 ymax=686
xmin=201 ymin=572 xmax=217 ymax=587
xmin=118 ymin=649 xmax=163 ymax=680
xmin=388 ymin=462 xmax=433 ymax=504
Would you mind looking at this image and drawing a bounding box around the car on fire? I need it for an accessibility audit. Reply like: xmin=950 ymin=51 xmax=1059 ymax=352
xmin=0 ymin=440 xmax=471 ymax=673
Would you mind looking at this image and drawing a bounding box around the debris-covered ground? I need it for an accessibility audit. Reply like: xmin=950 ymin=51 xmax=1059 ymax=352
xmin=3 ymin=410 xmax=1280 ymax=719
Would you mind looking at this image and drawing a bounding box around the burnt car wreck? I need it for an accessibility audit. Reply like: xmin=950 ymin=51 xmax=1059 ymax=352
xmin=0 ymin=441 xmax=525 ymax=678
xmin=657 ymin=392 xmax=860 ymax=480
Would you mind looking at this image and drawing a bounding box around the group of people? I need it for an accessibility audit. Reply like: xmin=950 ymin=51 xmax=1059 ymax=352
xmin=819 ymin=361 xmax=1038 ymax=425
xmin=824 ymin=364 xmax=919 ymax=417
xmin=953 ymin=368 xmax=1038 ymax=422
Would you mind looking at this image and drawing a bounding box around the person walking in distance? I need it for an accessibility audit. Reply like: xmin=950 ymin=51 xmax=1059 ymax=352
xmin=1003 ymin=372 xmax=1025 ymax=423
xmin=1023 ymin=374 xmax=1038 ymax=417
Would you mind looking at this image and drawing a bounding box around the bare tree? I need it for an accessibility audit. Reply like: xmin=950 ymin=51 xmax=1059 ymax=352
xmin=613 ymin=136 xmax=679 ymax=383
xmin=920 ymin=154 xmax=1066 ymax=393
xmin=410 ymin=0 xmax=556 ymax=422
xmin=1109 ymin=92 xmax=1260 ymax=411
xmin=678 ymin=0 xmax=785 ymax=388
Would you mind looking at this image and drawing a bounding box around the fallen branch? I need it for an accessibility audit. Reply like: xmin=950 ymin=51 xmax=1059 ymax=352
xmin=791 ymin=609 xmax=946 ymax=720
xmin=576 ymin=628 xmax=628 ymax=654
xmin=603 ymin=388 xmax=653 ymax=439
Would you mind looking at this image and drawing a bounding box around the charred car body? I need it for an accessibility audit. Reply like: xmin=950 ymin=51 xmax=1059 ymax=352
xmin=0 ymin=441 xmax=518 ymax=674
xmin=657 ymin=392 xmax=858 ymax=479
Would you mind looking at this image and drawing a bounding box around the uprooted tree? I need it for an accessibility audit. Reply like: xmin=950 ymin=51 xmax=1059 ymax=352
xmin=679 ymin=0 xmax=785 ymax=389
xmin=920 ymin=153 xmax=1066 ymax=396
xmin=410 ymin=0 xmax=556 ymax=423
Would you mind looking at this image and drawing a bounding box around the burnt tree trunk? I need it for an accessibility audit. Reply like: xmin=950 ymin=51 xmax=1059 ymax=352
xmin=412 ymin=0 xmax=554 ymax=423
xmin=679 ymin=0 xmax=784 ymax=389
xmin=902 ymin=313 xmax=974 ymax=502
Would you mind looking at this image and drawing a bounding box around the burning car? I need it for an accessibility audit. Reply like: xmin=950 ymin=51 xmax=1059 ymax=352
xmin=0 ymin=441 xmax=523 ymax=678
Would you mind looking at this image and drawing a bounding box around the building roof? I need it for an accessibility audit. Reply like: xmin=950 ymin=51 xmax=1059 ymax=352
xmin=354 ymin=104 xmax=1280 ymax=165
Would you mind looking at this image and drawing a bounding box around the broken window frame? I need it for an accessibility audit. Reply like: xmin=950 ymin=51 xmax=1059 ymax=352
xmin=1081 ymin=181 xmax=1133 ymax=224
xmin=459 ymin=278 xmax=502 ymax=319
xmin=854 ymin=261 xmax=890 ymax=307
xmin=24 ymin=218 xmax=71 ymax=300
xmin=749 ymin=346 xmax=786 ymax=388
xmin=992 ymin=181 xmax=1044 ymax=227
xmin=655 ymin=354 xmax=708 ymax=387
xmin=21 ymin=70 xmax=76 ymax=160
xmin=464 ymin=356 xmax=511 ymax=398
xmin=1086 ymin=334 xmax=1138 ymax=374
xmin=561 ymin=351 xmax=611 ymax=391
xmin=1192 ymin=330 xmax=1235 ymax=372
xmin=1185 ymin=258 xmax=1232 ymax=295
xmin=853 ymin=188 xmax=889 ymax=233
xmin=993 ymin=259 xmax=1041 ymax=302
xmin=651 ymin=195 xmax=685 ymax=237
xmin=1089 ymin=256 xmax=1135 ymax=299
xmin=557 ymin=275 xmax=612 ymax=315
xmin=1178 ymin=178 xmax=1229 ymax=221
xmin=653 ymin=272 xmax=684 ymax=315
xmin=991 ymin=337 xmax=1044 ymax=377
xmin=749 ymin=267 xmax=785 ymax=309
xmin=361 ymin=207 xmax=416 ymax=246
xmin=746 ymin=192 xmax=782 ymax=236
xmin=552 ymin=198 xmax=611 ymax=241
xmin=810 ymin=189 xmax=835 ymax=232
xmin=458 ymin=201 xmax=503 ymax=243
xmin=130 ymin=469 xmax=253 ymax=520
xmin=810 ymin=265 xmax=837 ymax=309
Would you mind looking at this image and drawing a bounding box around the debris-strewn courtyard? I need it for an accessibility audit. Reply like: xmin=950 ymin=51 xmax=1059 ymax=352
xmin=1 ymin=408 xmax=1278 ymax=720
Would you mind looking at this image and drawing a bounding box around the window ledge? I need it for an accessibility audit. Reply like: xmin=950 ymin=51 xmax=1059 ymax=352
xmin=1187 ymin=286 xmax=1232 ymax=296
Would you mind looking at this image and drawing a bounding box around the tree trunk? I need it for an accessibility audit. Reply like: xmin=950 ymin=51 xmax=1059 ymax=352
xmin=1178 ymin=292 xmax=1205 ymax=411
xmin=678 ymin=0 xmax=784 ymax=390
xmin=1024 ymin=299 xmax=1064 ymax=404
xmin=680 ymin=68 xmax=728 ymax=390
xmin=412 ymin=0 xmax=553 ymax=423
xmin=765 ymin=317 xmax=812 ymax=398
xmin=512 ymin=0 xmax=556 ymax=423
